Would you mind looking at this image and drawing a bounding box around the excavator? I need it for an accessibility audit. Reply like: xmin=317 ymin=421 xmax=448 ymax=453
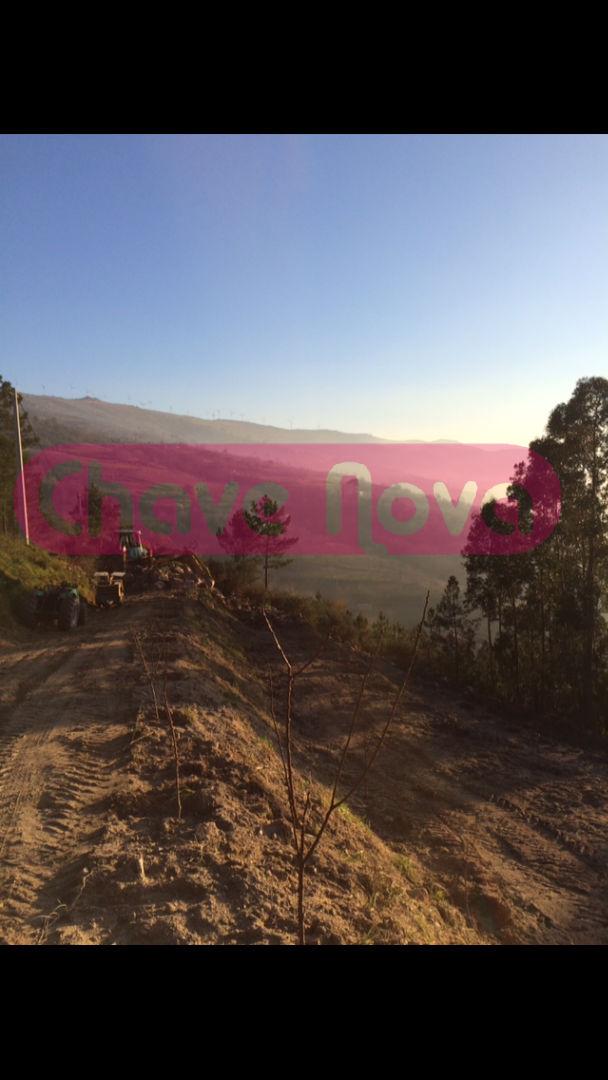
xmin=114 ymin=528 xmax=155 ymax=594
xmin=118 ymin=528 xmax=153 ymax=567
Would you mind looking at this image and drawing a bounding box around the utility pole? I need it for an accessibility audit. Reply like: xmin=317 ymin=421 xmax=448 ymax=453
xmin=14 ymin=387 xmax=29 ymax=545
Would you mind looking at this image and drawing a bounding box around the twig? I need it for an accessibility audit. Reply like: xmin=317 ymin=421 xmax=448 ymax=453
xmin=133 ymin=630 xmax=182 ymax=819
xmin=263 ymin=591 xmax=430 ymax=944
xmin=163 ymin=685 xmax=182 ymax=820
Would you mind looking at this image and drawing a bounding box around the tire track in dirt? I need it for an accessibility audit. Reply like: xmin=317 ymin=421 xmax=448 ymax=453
xmin=0 ymin=604 xmax=145 ymax=943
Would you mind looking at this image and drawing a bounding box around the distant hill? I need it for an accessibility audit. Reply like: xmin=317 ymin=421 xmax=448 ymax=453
xmin=21 ymin=394 xmax=385 ymax=448
xmin=20 ymin=393 xmax=463 ymax=627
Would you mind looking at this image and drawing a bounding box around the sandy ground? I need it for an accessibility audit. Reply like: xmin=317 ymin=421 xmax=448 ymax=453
xmin=0 ymin=588 xmax=606 ymax=945
xmin=0 ymin=601 xmax=138 ymax=943
xmin=252 ymin=615 xmax=608 ymax=944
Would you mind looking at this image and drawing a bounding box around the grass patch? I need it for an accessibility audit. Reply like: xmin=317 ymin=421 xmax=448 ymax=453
xmin=338 ymin=803 xmax=372 ymax=832
xmin=0 ymin=535 xmax=95 ymax=630
xmin=394 ymin=853 xmax=423 ymax=886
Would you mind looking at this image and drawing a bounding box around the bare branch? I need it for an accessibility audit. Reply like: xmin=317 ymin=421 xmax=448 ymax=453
xmin=163 ymin=685 xmax=182 ymax=820
xmin=262 ymin=608 xmax=292 ymax=674
xmin=262 ymin=590 xmax=430 ymax=944
xmin=333 ymin=590 xmax=430 ymax=810
xmin=133 ymin=630 xmax=182 ymax=820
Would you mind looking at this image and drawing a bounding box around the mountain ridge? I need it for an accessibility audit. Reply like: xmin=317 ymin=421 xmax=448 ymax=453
xmin=22 ymin=392 xmax=461 ymax=448
xmin=22 ymin=393 xmax=385 ymax=447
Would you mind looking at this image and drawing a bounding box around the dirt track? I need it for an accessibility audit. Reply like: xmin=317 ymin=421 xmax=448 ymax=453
xmin=0 ymin=601 xmax=140 ymax=943
xmin=0 ymin=591 xmax=607 ymax=945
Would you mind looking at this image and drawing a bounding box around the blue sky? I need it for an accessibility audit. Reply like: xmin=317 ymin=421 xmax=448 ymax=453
xmin=2 ymin=133 xmax=607 ymax=443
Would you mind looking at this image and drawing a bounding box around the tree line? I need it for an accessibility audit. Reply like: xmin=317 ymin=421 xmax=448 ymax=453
xmin=171 ymin=373 xmax=608 ymax=738
xmin=428 ymin=376 xmax=608 ymax=734
xmin=4 ymin=370 xmax=607 ymax=735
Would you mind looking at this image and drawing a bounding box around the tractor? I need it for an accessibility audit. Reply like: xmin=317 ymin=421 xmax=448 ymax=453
xmin=20 ymin=584 xmax=87 ymax=631
xmin=94 ymin=571 xmax=126 ymax=608
xmin=114 ymin=528 xmax=155 ymax=593
xmin=118 ymin=528 xmax=153 ymax=567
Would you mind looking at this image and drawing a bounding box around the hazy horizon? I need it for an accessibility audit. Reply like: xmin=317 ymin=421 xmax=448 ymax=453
xmin=20 ymin=388 xmax=463 ymax=442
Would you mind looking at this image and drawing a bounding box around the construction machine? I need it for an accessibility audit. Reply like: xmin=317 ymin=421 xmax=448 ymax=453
xmin=118 ymin=528 xmax=153 ymax=567
xmin=20 ymin=584 xmax=87 ymax=631
xmin=94 ymin=571 xmax=126 ymax=608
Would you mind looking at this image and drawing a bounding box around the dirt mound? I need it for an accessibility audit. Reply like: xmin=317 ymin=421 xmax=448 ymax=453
xmin=39 ymin=596 xmax=472 ymax=945
xmin=1 ymin=585 xmax=606 ymax=945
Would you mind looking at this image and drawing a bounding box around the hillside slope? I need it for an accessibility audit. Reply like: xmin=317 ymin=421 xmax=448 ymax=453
xmin=0 ymin=586 xmax=473 ymax=944
xmin=0 ymin=537 xmax=94 ymax=638
xmin=1 ymin=579 xmax=606 ymax=945
xmin=19 ymin=394 xmax=463 ymax=627
xmin=18 ymin=393 xmax=463 ymax=626
xmin=22 ymin=394 xmax=384 ymax=448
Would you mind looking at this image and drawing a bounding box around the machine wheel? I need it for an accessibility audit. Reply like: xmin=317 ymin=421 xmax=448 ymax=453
xmin=58 ymin=594 xmax=80 ymax=631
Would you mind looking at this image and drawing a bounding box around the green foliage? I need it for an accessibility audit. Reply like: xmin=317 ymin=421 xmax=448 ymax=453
xmin=394 ymin=854 xmax=422 ymax=885
xmin=209 ymin=378 xmax=608 ymax=740
xmin=0 ymin=534 xmax=95 ymax=628
xmin=462 ymin=375 xmax=608 ymax=732
xmin=0 ymin=375 xmax=39 ymax=536
xmin=88 ymin=482 xmax=103 ymax=536
xmin=207 ymin=554 xmax=263 ymax=597
xmin=426 ymin=576 xmax=476 ymax=678
xmin=217 ymin=493 xmax=298 ymax=590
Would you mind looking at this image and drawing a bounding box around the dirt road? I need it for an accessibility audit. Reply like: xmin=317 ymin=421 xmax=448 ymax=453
xmin=0 ymin=601 xmax=140 ymax=943
xmin=0 ymin=591 xmax=606 ymax=944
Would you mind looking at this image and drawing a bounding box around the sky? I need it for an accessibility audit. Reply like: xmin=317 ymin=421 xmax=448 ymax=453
xmin=2 ymin=133 xmax=607 ymax=444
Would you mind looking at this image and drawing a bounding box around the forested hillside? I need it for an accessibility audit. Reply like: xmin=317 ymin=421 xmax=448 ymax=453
xmin=428 ymin=377 xmax=608 ymax=734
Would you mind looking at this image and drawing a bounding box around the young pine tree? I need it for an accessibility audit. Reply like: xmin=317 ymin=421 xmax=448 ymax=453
xmin=427 ymin=575 xmax=475 ymax=679
xmin=218 ymin=494 xmax=298 ymax=591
